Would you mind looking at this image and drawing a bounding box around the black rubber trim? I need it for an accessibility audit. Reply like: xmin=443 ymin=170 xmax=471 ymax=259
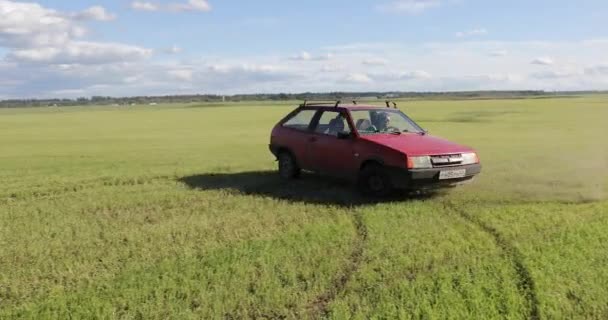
xmin=386 ymin=163 xmax=482 ymax=189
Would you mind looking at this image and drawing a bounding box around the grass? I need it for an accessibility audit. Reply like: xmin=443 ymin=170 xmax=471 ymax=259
xmin=0 ymin=96 xmax=607 ymax=319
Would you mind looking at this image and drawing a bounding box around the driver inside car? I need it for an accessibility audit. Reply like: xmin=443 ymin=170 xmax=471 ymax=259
xmin=375 ymin=111 xmax=391 ymax=132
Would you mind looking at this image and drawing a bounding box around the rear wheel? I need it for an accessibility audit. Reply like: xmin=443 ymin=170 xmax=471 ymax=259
xmin=358 ymin=164 xmax=393 ymax=197
xmin=278 ymin=151 xmax=301 ymax=180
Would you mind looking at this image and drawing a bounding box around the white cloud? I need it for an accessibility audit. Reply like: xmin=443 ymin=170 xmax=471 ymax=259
xmin=531 ymin=69 xmax=582 ymax=79
xmin=233 ymin=64 xmax=280 ymax=73
xmin=489 ymin=50 xmax=508 ymax=57
xmin=531 ymin=57 xmax=555 ymax=66
xmin=401 ymin=70 xmax=432 ymax=79
xmin=289 ymin=51 xmax=333 ymax=61
xmin=0 ymin=0 xmax=150 ymax=66
xmin=320 ymin=65 xmax=343 ymax=72
xmin=6 ymin=47 xmax=60 ymax=62
xmin=3 ymin=37 xmax=608 ymax=98
xmin=168 ymin=69 xmax=193 ymax=81
xmin=123 ymin=76 xmax=140 ymax=84
xmin=49 ymin=88 xmax=86 ymax=97
xmin=73 ymin=6 xmax=116 ymax=21
xmin=362 ymin=58 xmax=388 ymax=66
xmin=169 ymin=0 xmax=211 ymax=12
xmin=8 ymin=42 xmax=152 ymax=64
xmin=0 ymin=0 xmax=83 ymax=48
xmin=164 ymin=45 xmax=183 ymax=54
xmin=377 ymin=0 xmax=441 ymax=14
xmin=484 ymin=73 xmax=524 ymax=82
xmin=345 ymin=73 xmax=373 ymax=84
xmin=313 ymin=53 xmax=334 ymax=61
xmin=373 ymin=70 xmax=432 ymax=82
xmin=585 ymin=64 xmax=608 ymax=75
xmin=131 ymin=1 xmax=159 ymax=11
xmin=131 ymin=0 xmax=212 ymax=12
xmin=289 ymin=51 xmax=312 ymax=61
xmin=456 ymin=28 xmax=488 ymax=38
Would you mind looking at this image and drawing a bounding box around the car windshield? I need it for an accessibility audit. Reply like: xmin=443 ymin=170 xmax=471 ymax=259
xmin=350 ymin=109 xmax=424 ymax=134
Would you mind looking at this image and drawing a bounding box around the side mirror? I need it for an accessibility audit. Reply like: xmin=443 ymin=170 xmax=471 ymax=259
xmin=337 ymin=131 xmax=352 ymax=139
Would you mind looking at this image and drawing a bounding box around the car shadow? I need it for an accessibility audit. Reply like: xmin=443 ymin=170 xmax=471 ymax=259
xmin=178 ymin=171 xmax=442 ymax=207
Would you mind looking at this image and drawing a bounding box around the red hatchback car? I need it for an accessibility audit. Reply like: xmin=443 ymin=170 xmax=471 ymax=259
xmin=269 ymin=101 xmax=481 ymax=196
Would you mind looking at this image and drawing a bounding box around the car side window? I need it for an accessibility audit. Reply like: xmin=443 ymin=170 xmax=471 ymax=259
xmin=282 ymin=109 xmax=316 ymax=131
xmin=351 ymin=111 xmax=377 ymax=134
xmin=314 ymin=111 xmax=351 ymax=137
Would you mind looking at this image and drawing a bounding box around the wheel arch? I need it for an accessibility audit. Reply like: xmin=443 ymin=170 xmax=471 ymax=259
xmin=275 ymin=146 xmax=301 ymax=167
xmin=276 ymin=146 xmax=294 ymax=157
xmin=359 ymin=157 xmax=385 ymax=171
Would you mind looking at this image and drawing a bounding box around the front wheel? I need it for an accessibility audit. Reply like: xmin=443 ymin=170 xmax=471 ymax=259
xmin=358 ymin=164 xmax=393 ymax=197
xmin=278 ymin=152 xmax=301 ymax=180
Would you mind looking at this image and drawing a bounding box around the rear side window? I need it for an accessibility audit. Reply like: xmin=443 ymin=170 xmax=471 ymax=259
xmin=282 ymin=109 xmax=316 ymax=131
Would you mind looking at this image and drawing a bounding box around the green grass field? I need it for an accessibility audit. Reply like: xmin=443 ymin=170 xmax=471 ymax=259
xmin=1 ymin=96 xmax=607 ymax=319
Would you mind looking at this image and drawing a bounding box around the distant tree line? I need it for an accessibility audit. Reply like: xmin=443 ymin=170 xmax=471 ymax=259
xmin=1 ymin=91 xmax=605 ymax=108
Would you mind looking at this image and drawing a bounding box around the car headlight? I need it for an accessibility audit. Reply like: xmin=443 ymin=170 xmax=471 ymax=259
xmin=407 ymin=156 xmax=432 ymax=169
xmin=461 ymin=152 xmax=479 ymax=165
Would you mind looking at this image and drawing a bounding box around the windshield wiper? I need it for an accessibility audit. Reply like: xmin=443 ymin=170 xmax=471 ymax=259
xmin=402 ymin=129 xmax=426 ymax=135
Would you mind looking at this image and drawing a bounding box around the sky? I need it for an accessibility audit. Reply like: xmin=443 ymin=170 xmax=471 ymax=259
xmin=1 ymin=0 xmax=608 ymax=99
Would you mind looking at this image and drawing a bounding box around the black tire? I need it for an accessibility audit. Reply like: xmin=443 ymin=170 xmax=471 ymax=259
xmin=358 ymin=164 xmax=393 ymax=197
xmin=277 ymin=151 xmax=301 ymax=180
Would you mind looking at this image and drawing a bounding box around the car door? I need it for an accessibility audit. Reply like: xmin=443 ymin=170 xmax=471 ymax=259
xmin=278 ymin=108 xmax=319 ymax=170
xmin=307 ymin=110 xmax=358 ymax=178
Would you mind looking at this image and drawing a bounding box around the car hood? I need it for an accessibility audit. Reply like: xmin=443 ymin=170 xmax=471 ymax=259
xmin=360 ymin=133 xmax=474 ymax=156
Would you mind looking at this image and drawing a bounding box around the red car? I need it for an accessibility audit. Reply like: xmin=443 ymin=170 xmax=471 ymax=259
xmin=269 ymin=101 xmax=481 ymax=196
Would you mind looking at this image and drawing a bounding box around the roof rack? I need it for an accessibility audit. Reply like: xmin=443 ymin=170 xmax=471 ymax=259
xmin=299 ymin=99 xmax=400 ymax=109
xmin=300 ymin=100 xmax=342 ymax=108
xmin=385 ymin=100 xmax=398 ymax=109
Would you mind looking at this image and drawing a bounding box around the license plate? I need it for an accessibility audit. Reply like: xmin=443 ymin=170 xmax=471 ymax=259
xmin=439 ymin=169 xmax=466 ymax=180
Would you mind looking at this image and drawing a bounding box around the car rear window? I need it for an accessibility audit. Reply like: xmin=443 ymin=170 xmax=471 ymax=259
xmin=282 ymin=109 xmax=316 ymax=131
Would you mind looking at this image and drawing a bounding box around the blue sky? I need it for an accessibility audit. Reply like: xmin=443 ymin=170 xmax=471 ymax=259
xmin=1 ymin=0 xmax=607 ymax=98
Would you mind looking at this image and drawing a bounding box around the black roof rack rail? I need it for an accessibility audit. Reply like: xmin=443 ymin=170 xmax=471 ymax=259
xmin=300 ymin=99 xmax=399 ymax=109
xmin=300 ymin=100 xmax=342 ymax=108
xmin=336 ymin=96 xmax=360 ymax=105
xmin=385 ymin=100 xmax=398 ymax=109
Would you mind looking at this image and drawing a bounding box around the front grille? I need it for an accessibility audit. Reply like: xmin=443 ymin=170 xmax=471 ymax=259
xmin=431 ymin=154 xmax=463 ymax=167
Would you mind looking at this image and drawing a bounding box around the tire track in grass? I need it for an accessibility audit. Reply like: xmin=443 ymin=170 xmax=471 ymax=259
xmin=305 ymin=210 xmax=368 ymax=319
xmin=1 ymin=175 xmax=176 ymax=204
xmin=445 ymin=201 xmax=541 ymax=320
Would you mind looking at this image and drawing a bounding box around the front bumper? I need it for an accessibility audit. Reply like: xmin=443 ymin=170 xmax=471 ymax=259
xmin=387 ymin=163 xmax=482 ymax=190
